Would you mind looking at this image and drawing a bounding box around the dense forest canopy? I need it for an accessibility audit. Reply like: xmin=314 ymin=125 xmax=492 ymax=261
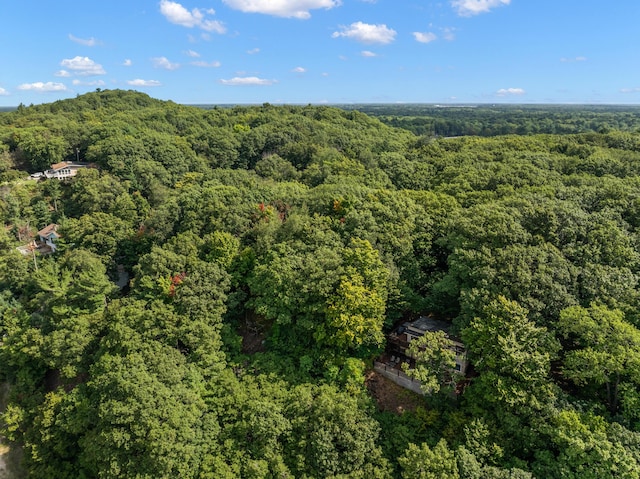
xmin=1 ymin=89 xmax=640 ymax=478
xmin=344 ymin=103 xmax=640 ymax=137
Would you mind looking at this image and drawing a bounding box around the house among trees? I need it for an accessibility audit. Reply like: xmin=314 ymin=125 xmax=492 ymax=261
xmin=44 ymin=161 xmax=91 ymax=180
xmin=37 ymin=223 xmax=60 ymax=253
xmin=400 ymin=316 xmax=468 ymax=375
xmin=16 ymin=223 xmax=60 ymax=256
xmin=375 ymin=316 xmax=469 ymax=395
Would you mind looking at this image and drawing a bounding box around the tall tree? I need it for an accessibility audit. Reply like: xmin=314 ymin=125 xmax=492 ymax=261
xmin=558 ymin=304 xmax=640 ymax=414
xmin=402 ymin=330 xmax=459 ymax=394
xmin=398 ymin=440 xmax=459 ymax=479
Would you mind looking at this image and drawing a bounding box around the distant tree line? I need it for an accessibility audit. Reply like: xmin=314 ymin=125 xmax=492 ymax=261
xmin=343 ymin=103 xmax=640 ymax=137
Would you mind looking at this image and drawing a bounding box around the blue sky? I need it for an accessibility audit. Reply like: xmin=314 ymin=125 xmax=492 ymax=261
xmin=1 ymin=1 xmax=639 ymax=106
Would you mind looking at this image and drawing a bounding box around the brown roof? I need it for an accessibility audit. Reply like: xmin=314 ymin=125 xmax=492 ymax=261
xmin=49 ymin=161 xmax=70 ymax=171
xmin=37 ymin=223 xmax=59 ymax=238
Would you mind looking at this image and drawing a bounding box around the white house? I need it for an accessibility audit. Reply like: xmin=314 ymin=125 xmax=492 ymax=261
xmin=37 ymin=224 xmax=60 ymax=253
xmin=44 ymin=161 xmax=90 ymax=180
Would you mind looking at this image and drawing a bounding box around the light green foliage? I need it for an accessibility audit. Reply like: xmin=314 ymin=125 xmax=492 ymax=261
xmin=22 ymin=389 xmax=86 ymax=478
xmin=462 ymin=418 xmax=504 ymax=466
xmin=463 ymin=297 xmax=559 ymax=385
xmin=325 ymin=275 xmax=386 ymax=350
xmin=322 ymin=239 xmax=389 ymax=353
xmin=208 ymin=372 xmax=390 ymax=478
xmin=202 ymin=231 xmax=240 ymax=269
xmin=130 ymin=239 xmax=232 ymax=373
xmin=86 ymin=134 xmax=153 ymax=185
xmin=398 ymin=439 xmax=459 ymax=479
xmin=0 ymin=248 xmax=33 ymax=293
xmin=255 ymin=154 xmax=299 ymax=182
xmin=533 ymin=410 xmax=640 ymax=478
xmin=172 ymin=263 xmax=230 ymax=372
xmin=249 ymin=232 xmax=390 ymax=358
xmin=0 ymin=145 xmax=15 ymax=173
xmin=249 ymin=237 xmax=340 ymax=320
xmin=0 ymin=293 xmax=46 ymax=386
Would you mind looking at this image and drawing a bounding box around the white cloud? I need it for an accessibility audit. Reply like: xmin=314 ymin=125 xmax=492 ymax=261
xmin=68 ymin=34 xmax=100 ymax=46
xmin=496 ymin=87 xmax=525 ymax=96
xmin=55 ymin=70 xmax=72 ymax=77
xmin=192 ymin=60 xmax=221 ymax=67
xmin=153 ymin=57 xmax=180 ymax=70
xmin=222 ymin=0 xmax=341 ymax=19
xmin=72 ymin=79 xmax=106 ymax=86
xmin=560 ymin=56 xmax=587 ymax=63
xmin=60 ymin=56 xmax=106 ymax=76
xmin=0 ymin=87 xmax=9 ymax=96
xmin=292 ymin=66 xmax=307 ymax=73
xmin=127 ymin=79 xmax=162 ymax=87
xmin=621 ymin=87 xmax=640 ymax=93
xmin=361 ymin=50 xmax=377 ymax=57
xmin=17 ymin=82 xmax=67 ymax=92
xmin=219 ymin=76 xmax=277 ymax=86
xmin=332 ymin=22 xmax=396 ymax=44
xmin=123 ymin=59 xmax=133 ymax=66
xmin=247 ymin=48 xmax=260 ymax=55
xmin=442 ymin=27 xmax=456 ymax=41
xmin=159 ymin=0 xmax=226 ymax=33
xmin=185 ymin=49 xmax=201 ymax=57
xmin=451 ymin=0 xmax=510 ymax=16
xmin=413 ymin=32 xmax=437 ymax=44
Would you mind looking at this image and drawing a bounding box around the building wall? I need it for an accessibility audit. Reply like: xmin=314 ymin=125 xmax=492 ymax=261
xmin=373 ymin=362 xmax=425 ymax=395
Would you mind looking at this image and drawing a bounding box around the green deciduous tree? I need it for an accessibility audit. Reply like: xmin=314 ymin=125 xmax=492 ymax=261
xmin=533 ymin=411 xmax=640 ymax=479
xmin=323 ymin=275 xmax=386 ymax=352
xmin=285 ymin=384 xmax=391 ymax=478
xmin=13 ymin=126 xmax=68 ymax=171
xmin=398 ymin=439 xmax=459 ymax=479
xmin=558 ymin=304 xmax=640 ymax=413
xmin=461 ymin=296 xmax=560 ymax=455
xmin=402 ymin=330 xmax=458 ymax=394
xmin=80 ymin=338 xmax=210 ymax=478
xmin=463 ymin=296 xmax=559 ymax=392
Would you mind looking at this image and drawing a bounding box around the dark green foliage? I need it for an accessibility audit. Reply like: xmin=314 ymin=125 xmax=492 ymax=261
xmin=346 ymin=103 xmax=640 ymax=137
xmin=2 ymin=91 xmax=640 ymax=477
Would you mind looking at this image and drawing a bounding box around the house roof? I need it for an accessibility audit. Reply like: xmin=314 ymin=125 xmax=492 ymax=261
xmin=407 ymin=316 xmax=451 ymax=334
xmin=49 ymin=161 xmax=70 ymax=171
xmin=37 ymin=223 xmax=59 ymax=239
